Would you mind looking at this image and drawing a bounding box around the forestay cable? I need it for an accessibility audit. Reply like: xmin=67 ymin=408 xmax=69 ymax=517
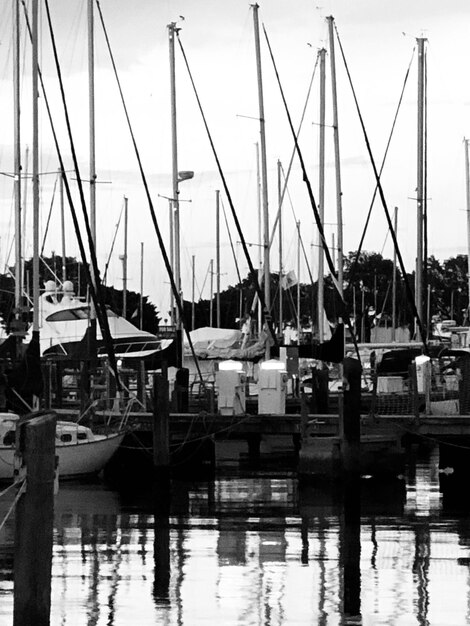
xmin=95 ymin=1 xmax=206 ymax=383
xmin=333 ymin=22 xmax=427 ymax=351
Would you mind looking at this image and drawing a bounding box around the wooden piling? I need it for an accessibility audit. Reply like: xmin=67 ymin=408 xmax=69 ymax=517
xmin=13 ymin=412 xmax=57 ymax=626
xmin=174 ymin=367 xmax=189 ymax=413
xmin=153 ymin=373 xmax=170 ymax=475
xmin=340 ymin=357 xmax=362 ymax=476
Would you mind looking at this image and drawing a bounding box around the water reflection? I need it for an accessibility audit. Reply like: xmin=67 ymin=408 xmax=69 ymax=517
xmin=2 ymin=446 xmax=470 ymax=623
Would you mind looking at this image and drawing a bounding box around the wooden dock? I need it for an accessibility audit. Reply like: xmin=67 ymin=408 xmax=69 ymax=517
xmin=72 ymin=409 xmax=470 ymax=440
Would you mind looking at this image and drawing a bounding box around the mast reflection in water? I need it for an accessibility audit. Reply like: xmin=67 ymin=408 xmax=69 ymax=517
xmin=1 ymin=444 xmax=470 ymax=624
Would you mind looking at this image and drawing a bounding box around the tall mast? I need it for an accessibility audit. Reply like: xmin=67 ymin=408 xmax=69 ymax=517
xmin=318 ymin=47 xmax=326 ymax=340
xmin=191 ymin=254 xmax=195 ymax=330
xmin=32 ymin=0 xmax=39 ymax=334
xmin=296 ymin=221 xmax=301 ymax=342
xmin=255 ymin=141 xmax=262 ymax=334
xmin=465 ymin=139 xmax=470 ymax=320
xmin=168 ymin=23 xmax=181 ymax=319
xmin=416 ymin=37 xmax=427 ymax=337
xmin=168 ymin=199 xmax=174 ymax=323
xmin=252 ymin=3 xmax=270 ymax=357
xmin=87 ymin=0 xmax=98 ymax=367
xmin=392 ymin=207 xmax=398 ymax=340
xmin=88 ymin=0 xmax=96 ymax=246
xmin=277 ymin=159 xmax=282 ymax=336
xmin=327 ymin=16 xmax=343 ymax=297
xmin=140 ymin=242 xmax=144 ymax=330
xmin=209 ymin=259 xmax=214 ymax=327
xmin=60 ymin=169 xmax=66 ymax=281
xmin=121 ymin=196 xmax=128 ymax=317
xmin=13 ymin=0 xmax=22 ymax=335
xmin=216 ymin=189 xmax=221 ymax=328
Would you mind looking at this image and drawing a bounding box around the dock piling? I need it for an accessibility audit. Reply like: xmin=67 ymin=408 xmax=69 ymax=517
xmin=13 ymin=412 xmax=57 ymax=626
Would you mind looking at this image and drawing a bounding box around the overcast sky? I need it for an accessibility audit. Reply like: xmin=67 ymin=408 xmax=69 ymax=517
xmin=0 ymin=0 xmax=469 ymax=321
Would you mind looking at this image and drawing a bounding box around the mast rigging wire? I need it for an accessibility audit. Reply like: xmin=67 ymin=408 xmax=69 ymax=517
xmin=103 ymin=200 xmax=125 ymax=285
xmin=24 ymin=0 xmax=122 ymax=388
xmin=175 ymin=32 xmax=278 ymax=348
xmin=347 ymin=46 xmax=416 ymax=288
xmin=40 ymin=170 xmax=59 ymax=256
xmin=94 ymin=1 xmax=206 ymax=384
xmin=262 ymin=24 xmax=360 ymax=357
xmin=333 ymin=21 xmax=427 ymax=352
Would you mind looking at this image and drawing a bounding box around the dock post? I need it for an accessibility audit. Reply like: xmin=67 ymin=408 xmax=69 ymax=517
xmin=153 ymin=374 xmax=170 ymax=483
xmin=174 ymin=367 xmax=189 ymax=412
xmin=340 ymin=357 xmax=362 ymax=476
xmin=13 ymin=412 xmax=57 ymax=626
xmin=339 ymin=358 xmax=362 ymax=619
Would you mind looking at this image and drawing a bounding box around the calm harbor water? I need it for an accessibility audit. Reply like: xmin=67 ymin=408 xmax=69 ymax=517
xmin=1 ymin=444 xmax=470 ymax=625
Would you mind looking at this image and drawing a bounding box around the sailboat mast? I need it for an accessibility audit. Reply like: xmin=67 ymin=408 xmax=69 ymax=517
xmin=209 ymin=259 xmax=214 ymax=327
xmin=13 ymin=0 xmax=22 ymax=334
xmin=216 ymin=189 xmax=221 ymax=328
xmin=327 ymin=16 xmax=343 ymax=297
xmin=296 ymin=220 xmax=301 ymax=342
xmin=318 ymin=47 xmax=326 ymax=340
xmin=88 ymin=0 xmax=96 ymax=248
xmin=252 ymin=3 xmax=270 ymax=356
xmin=168 ymin=23 xmax=180 ymax=318
xmin=416 ymin=36 xmax=427 ymax=337
xmin=140 ymin=241 xmax=144 ymax=330
xmin=392 ymin=207 xmax=398 ymax=339
xmin=191 ymin=254 xmax=195 ymax=330
xmin=60 ymin=169 xmax=66 ymax=281
xmin=277 ymin=159 xmax=282 ymax=337
xmin=465 ymin=139 xmax=470 ymax=319
xmin=32 ymin=0 xmax=39 ymax=334
xmin=256 ymin=141 xmax=262 ymax=334
xmin=122 ymin=195 xmax=128 ymax=317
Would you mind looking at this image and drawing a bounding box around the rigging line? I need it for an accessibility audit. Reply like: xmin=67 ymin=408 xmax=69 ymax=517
xmin=221 ymin=197 xmax=243 ymax=286
xmin=42 ymin=0 xmax=119 ymax=378
xmin=333 ymin=22 xmax=427 ymax=353
xmin=103 ymin=200 xmax=125 ymax=284
xmin=281 ymin=164 xmax=315 ymax=286
xmin=30 ymin=0 xmax=121 ymax=389
xmin=262 ymin=24 xmax=360 ymax=358
xmin=175 ymin=32 xmax=278 ymax=347
xmin=263 ymin=26 xmax=338 ymax=297
xmin=270 ymin=52 xmax=319 ymax=246
xmin=94 ymin=1 xmax=206 ymax=386
xmin=347 ymin=45 xmax=416 ymax=289
xmin=40 ymin=170 xmax=59 ymax=256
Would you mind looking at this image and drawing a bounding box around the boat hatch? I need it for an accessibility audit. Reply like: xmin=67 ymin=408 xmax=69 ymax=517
xmin=56 ymin=422 xmax=95 ymax=444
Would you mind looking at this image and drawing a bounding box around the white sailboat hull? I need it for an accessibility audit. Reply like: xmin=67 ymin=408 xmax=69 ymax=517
xmin=0 ymin=432 xmax=125 ymax=482
xmin=0 ymin=414 xmax=125 ymax=482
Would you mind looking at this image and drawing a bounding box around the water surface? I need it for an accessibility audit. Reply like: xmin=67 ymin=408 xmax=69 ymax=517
xmin=1 ymin=444 xmax=470 ymax=625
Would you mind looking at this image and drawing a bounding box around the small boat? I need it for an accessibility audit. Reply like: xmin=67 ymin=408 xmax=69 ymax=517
xmin=0 ymin=412 xmax=125 ymax=482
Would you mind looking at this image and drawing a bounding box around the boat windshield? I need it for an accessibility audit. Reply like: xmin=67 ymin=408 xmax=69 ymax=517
xmin=46 ymin=307 xmax=90 ymax=322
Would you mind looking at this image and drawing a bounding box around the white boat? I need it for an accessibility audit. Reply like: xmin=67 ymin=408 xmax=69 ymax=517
xmin=24 ymin=280 xmax=173 ymax=361
xmin=0 ymin=412 xmax=125 ymax=482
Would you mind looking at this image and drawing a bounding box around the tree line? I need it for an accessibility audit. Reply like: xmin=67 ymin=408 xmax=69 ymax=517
xmin=0 ymin=252 xmax=467 ymax=337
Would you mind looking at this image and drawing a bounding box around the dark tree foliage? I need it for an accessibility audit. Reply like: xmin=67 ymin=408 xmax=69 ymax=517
xmin=182 ymin=251 xmax=469 ymax=332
